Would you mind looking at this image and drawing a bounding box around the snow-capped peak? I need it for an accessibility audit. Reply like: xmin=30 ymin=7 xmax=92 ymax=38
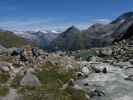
xmin=51 ymin=30 xmax=60 ymax=33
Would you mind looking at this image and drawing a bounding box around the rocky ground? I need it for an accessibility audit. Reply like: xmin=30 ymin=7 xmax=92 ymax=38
xmin=0 ymin=40 xmax=133 ymax=100
xmin=73 ymin=40 xmax=133 ymax=100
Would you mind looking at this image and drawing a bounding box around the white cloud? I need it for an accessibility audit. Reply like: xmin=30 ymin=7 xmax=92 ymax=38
xmin=92 ymin=19 xmax=111 ymax=24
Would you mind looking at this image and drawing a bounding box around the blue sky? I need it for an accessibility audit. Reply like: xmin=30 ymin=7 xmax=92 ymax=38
xmin=0 ymin=0 xmax=133 ymax=31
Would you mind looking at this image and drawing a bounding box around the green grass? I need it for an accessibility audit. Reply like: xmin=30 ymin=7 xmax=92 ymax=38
xmin=36 ymin=67 xmax=73 ymax=84
xmin=17 ymin=86 xmax=87 ymax=100
xmin=11 ymin=74 xmax=23 ymax=88
xmin=16 ymin=62 xmax=87 ymax=100
xmin=0 ymin=31 xmax=32 ymax=48
xmin=0 ymin=86 xmax=9 ymax=96
xmin=65 ymin=87 xmax=87 ymax=100
xmin=0 ymin=72 xmax=10 ymax=83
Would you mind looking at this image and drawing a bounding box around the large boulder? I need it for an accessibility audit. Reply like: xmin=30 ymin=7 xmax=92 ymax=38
xmin=99 ymin=47 xmax=112 ymax=56
xmin=20 ymin=72 xmax=41 ymax=87
xmin=0 ymin=62 xmax=10 ymax=72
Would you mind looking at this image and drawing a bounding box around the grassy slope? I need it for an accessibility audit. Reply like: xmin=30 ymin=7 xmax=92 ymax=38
xmin=0 ymin=31 xmax=31 ymax=48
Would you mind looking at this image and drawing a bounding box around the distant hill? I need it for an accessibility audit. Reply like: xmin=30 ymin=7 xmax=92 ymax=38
xmin=0 ymin=31 xmax=32 ymax=48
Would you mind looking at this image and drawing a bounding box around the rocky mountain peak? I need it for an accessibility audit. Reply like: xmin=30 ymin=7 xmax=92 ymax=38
xmin=111 ymin=11 xmax=133 ymax=24
xmin=65 ymin=25 xmax=80 ymax=33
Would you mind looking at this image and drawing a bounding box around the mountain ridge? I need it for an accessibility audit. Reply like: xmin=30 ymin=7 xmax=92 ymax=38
xmin=49 ymin=11 xmax=133 ymax=51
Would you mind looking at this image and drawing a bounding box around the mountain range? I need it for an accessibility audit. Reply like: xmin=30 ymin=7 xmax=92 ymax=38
xmin=14 ymin=30 xmax=59 ymax=48
xmin=0 ymin=11 xmax=133 ymax=50
xmin=49 ymin=11 xmax=133 ymax=51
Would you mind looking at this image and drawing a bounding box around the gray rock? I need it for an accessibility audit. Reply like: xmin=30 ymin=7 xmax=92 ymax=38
xmin=0 ymin=63 xmax=10 ymax=72
xmin=81 ymin=67 xmax=91 ymax=76
xmin=75 ymin=62 xmax=133 ymax=100
xmin=0 ymin=45 xmax=6 ymax=51
xmin=125 ymin=75 xmax=133 ymax=81
xmin=20 ymin=72 xmax=41 ymax=87
xmin=100 ymin=48 xmax=112 ymax=56
xmin=129 ymin=59 xmax=133 ymax=65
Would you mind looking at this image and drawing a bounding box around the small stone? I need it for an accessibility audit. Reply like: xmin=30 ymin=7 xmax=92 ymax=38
xmin=84 ymin=83 xmax=89 ymax=86
xmin=66 ymin=64 xmax=73 ymax=70
xmin=125 ymin=75 xmax=133 ymax=81
xmin=68 ymin=79 xmax=74 ymax=86
xmin=129 ymin=59 xmax=133 ymax=65
xmin=82 ymin=67 xmax=90 ymax=76
xmin=89 ymin=89 xmax=105 ymax=97
xmin=76 ymin=72 xmax=84 ymax=78
xmin=103 ymin=68 xmax=107 ymax=74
